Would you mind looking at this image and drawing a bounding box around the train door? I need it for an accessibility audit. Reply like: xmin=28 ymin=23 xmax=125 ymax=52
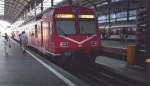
xmin=37 ymin=22 xmax=43 ymax=48
xmin=41 ymin=21 xmax=43 ymax=47
xmin=42 ymin=21 xmax=50 ymax=50
xmin=47 ymin=21 xmax=53 ymax=51
xmin=30 ymin=25 xmax=35 ymax=46
xmin=33 ymin=24 xmax=39 ymax=47
xmin=37 ymin=22 xmax=42 ymax=48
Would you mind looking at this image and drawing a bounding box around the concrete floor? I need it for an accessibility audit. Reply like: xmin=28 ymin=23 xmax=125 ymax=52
xmin=95 ymin=56 xmax=147 ymax=84
xmin=102 ymin=40 xmax=135 ymax=49
xmin=0 ymin=37 xmax=67 ymax=86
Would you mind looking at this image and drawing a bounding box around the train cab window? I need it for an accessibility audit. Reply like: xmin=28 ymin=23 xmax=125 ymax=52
xmin=80 ymin=21 xmax=97 ymax=35
xmin=56 ymin=21 xmax=76 ymax=35
xmin=35 ymin=25 xmax=38 ymax=37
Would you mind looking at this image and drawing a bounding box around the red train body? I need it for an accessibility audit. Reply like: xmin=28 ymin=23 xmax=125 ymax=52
xmin=14 ymin=5 xmax=101 ymax=64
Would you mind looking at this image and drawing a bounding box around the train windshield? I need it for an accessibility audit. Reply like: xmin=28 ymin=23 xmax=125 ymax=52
xmin=80 ymin=21 xmax=97 ymax=35
xmin=56 ymin=21 xmax=76 ymax=35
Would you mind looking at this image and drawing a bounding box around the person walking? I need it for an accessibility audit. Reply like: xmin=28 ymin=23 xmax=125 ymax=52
xmin=20 ymin=31 xmax=28 ymax=54
xmin=101 ymin=29 xmax=105 ymax=40
xmin=3 ymin=33 xmax=10 ymax=55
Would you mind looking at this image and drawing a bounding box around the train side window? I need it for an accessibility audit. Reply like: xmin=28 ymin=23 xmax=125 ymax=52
xmin=48 ymin=22 xmax=51 ymax=35
xmin=35 ymin=25 xmax=38 ymax=37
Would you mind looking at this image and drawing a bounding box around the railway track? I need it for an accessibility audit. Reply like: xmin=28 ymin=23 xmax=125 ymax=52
xmin=101 ymin=46 xmax=127 ymax=60
xmin=68 ymin=63 xmax=145 ymax=86
xmin=24 ymin=43 xmax=145 ymax=86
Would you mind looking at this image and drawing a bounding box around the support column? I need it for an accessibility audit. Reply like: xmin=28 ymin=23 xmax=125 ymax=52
xmin=136 ymin=0 xmax=150 ymax=84
xmin=41 ymin=0 xmax=43 ymax=12
xmin=34 ymin=1 xmax=37 ymax=16
xmin=51 ymin=0 xmax=54 ymax=7
xmin=107 ymin=0 xmax=111 ymax=39
xmin=146 ymin=0 xmax=150 ymax=84
xmin=127 ymin=0 xmax=130 ymax=22
xmin=108 ymin=0 xmax=111 ymax=27
xmin=136 ymin=0 xmax=148 ymax=67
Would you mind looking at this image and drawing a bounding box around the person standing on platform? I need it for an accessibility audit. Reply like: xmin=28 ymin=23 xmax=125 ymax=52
xmin=18 ymin=33 xmax=22 ymax=47
xmin=3 ymin=33 xmax=10 ymax=55
xmin=102 ymin=29 xmax=105 ymax=40
xmin=20 ymin=31 xmax=28 ymax=54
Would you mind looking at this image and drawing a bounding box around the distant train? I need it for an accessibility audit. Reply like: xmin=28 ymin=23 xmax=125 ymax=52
xmin=13 ymin=5 xmax=101 ymax=66
xmin=99 ymin=25 xmax=136 ymax=40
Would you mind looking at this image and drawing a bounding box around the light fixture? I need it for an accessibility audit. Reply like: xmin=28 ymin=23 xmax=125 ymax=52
xmin=79 ymin=15 xmax=95 ymax=19
xmin=55 ymin=14 xmax=75 ymax=18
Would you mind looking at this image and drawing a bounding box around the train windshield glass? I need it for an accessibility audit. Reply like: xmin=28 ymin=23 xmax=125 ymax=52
xmin=56 ymin=21 xmax=76 ymax=35
xmin=80 ymin=21 xmax=97 ymax=35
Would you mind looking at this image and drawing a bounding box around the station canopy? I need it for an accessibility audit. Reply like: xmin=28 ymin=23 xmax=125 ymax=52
xmin=0 ymin=0 xmax=122 ymax=24
xmin=0 ymin=0 xmax=32 ymax=23
xmin=0 ymin=0 xmax=69 ymax=23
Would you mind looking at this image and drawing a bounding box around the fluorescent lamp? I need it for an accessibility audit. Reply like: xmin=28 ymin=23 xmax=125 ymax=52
xmin=56 ymin=14 xmax=75 ymax=18
xmin=79 ymin=15 xmax=95 ymax=19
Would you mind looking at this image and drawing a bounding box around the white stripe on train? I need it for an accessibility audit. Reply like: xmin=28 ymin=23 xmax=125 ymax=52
xmin=59 ymin=34 xmax=96 ymax=45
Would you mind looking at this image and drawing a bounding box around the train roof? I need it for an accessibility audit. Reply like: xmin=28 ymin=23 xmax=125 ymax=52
xmin=54 ymin=5 xmax=95 ymax=13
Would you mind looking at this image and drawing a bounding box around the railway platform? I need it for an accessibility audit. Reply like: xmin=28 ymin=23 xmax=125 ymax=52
xmin=107 ymin=35 xmax=136 ymax=42
xmin=101 ymin=40 xmax=136 ymax=58
xmin=102 ymin=40 xmax=135 ymax=49
xmin=95 ymin=56 xmax=147 ymax=84
xmin=0 ymin=37 xmax=86 ymax=86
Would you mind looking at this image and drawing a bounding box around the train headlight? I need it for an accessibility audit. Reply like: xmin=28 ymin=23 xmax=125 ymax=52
xmin=91 ymin=41 xmax=97 ymax=46
xmin=79 ymin=15 xmax=95 ymax=19
xmin=60 ymin=42 xmax=69 ymax=47
xmin=56 ymin=14 xmax=75 ymax=18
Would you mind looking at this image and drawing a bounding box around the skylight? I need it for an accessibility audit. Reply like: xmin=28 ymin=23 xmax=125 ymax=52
xmin=43 ymin=0 xmax=52 ymax=11
xmin=0 ymin=0 xmax=4 ymax=15
xmin=54 ymin=0 xmax=63 ymax=5
xmin=42 ymin=0 xmax=63 ymax=11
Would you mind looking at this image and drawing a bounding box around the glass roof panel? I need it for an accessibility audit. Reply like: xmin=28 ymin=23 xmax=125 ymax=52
xmin=0 ymin=0 xmax=4 ymax=15
xmin=54 ymin=0 xmax=63 ymax=5
xmin=0 ymin=5 xmax=4 ymax=7
xmin=41 ymin=0 xmax=64 ymax=13
xmin=43 ymin=0 xmax=51 ymax=11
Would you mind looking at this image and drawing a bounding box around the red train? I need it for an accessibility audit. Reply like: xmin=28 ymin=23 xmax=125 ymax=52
xmin=14 ymin=5 xmax=101 ymax=66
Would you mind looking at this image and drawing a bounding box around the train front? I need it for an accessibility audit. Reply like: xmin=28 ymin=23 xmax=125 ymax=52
xmin=53 ymin=6 xmax=101 ymax=62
